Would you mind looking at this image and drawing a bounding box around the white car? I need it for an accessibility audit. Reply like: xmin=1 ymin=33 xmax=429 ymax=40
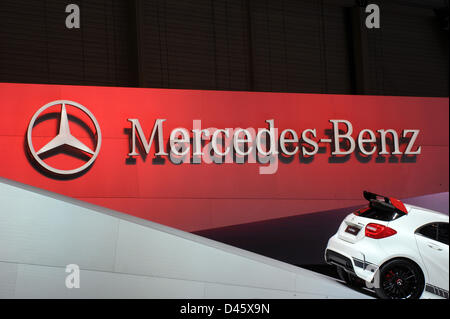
xmin=325 ymin=191 xmax=449 ymax=299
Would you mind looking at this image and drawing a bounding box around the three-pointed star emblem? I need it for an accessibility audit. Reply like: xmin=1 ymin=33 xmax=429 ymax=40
xmin=27 ymin=100 xmax=102 ymax=176
xmin=36 ymin=103 xmax=94 ymax=156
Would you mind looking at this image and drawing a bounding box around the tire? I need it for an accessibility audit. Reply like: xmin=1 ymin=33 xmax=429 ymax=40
xmin=336 ymin=267 xmax=365 ymax=288
xmin=375 ymin=259 xmax=424 ymax=299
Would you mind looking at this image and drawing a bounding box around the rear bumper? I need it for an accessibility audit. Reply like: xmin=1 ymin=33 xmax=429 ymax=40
xmin=325 ymin=249 xmax=356 ymax=274
xmin=325 ymin=234 xmax=380 ymax=283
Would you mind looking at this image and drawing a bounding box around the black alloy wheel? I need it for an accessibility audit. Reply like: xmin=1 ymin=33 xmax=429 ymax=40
xmin=375 ymin=259 xmax=424 ymax=299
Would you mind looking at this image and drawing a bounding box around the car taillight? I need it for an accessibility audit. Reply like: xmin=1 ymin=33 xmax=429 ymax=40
xmin=365 ymin=223 xmax=397 ymax=239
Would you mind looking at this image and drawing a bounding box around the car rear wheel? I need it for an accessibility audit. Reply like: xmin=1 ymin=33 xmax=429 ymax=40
xmin=375 ymin=259 xmax=424 ymax=299
xmin=336 ymin=267 xmax=365 ymax=288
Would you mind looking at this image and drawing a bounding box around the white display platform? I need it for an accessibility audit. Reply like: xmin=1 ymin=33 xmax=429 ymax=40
xmin=0 ymin=177 xmax=370 ymax=299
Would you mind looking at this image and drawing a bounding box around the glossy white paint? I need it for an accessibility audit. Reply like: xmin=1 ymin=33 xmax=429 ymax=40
xmin=326 ymin=204 xmax=449 ymax=299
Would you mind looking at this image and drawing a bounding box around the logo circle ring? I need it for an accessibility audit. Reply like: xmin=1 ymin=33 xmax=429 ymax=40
xmin=27 ymin=100 xmax=102 ymax=175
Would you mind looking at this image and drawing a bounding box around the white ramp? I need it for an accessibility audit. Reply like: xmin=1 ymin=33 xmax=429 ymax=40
xmin=0 ymin=177 xmax=370 ymax=299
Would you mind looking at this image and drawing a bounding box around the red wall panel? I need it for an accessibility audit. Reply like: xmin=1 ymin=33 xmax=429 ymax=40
xmin=0 ymin=83 xmax=448 ymax=231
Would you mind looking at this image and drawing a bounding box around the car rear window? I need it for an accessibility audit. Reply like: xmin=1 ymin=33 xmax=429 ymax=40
xmin=355 ymin=205 xmax=405 ymax=222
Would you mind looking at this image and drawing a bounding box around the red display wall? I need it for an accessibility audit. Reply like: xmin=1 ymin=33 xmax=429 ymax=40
xmin=0 ymin=83 xmax=448 ymax=231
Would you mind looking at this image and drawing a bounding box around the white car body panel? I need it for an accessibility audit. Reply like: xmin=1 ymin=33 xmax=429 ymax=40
xmin=326 ymin=203 xmax=449 ymax=299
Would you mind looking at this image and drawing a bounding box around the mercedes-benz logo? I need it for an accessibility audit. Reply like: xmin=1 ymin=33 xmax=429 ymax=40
xmin=27 ymin=100 xmax=101 ymax=176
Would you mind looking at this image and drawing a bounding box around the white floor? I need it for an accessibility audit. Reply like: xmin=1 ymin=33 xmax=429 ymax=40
xmin=0 ymin=177 xmax=370 ymax=299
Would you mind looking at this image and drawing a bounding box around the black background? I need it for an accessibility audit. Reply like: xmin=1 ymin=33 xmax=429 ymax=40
xmin=0 ymin=0 xmax=448 ymax=96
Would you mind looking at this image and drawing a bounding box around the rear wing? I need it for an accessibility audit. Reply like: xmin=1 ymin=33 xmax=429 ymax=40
xmin=363 ymin=191 xmax=408 ymax=214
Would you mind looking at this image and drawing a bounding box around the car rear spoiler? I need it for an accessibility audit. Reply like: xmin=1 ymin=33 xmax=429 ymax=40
xmin=363 ymin=191 xmax=408 ymax=214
